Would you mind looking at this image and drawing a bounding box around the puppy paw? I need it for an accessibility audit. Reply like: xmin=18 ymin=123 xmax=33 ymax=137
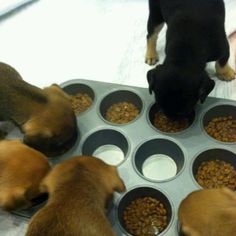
xmin=145 ymin=51 xmax=159 ymax=65
xmin=215 ymin=63 xmax=236 ymax=81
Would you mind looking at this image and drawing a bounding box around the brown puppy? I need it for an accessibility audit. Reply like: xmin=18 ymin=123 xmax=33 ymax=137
xmin=0 ymin=62 xmax=77 ymax=157
xmin=178 ymin=187 xmax=236 ymax=236
xmin=0 ymin=139 xmax=50 ymax=211
xmin=26 ymin=156 xmax=126 ymax=236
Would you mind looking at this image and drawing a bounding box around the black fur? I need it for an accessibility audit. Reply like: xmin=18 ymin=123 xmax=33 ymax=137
xmin=146 ymin=0 xmax=229 ymax=119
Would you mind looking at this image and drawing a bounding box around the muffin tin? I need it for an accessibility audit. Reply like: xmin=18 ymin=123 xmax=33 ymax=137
xmin=9 ymin=79 xmax=236 ymax=236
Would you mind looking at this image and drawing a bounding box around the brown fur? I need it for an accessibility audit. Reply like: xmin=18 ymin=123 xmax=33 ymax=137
xmin=0 ymin=62 xmax=77 ymax=157
xmin=26 ymin=156 xmax=126 ymax=236
xmin=178 ymin=188 xmax=236 ymax=236
xmin=0 ymin=139 xmax=50 ymax=211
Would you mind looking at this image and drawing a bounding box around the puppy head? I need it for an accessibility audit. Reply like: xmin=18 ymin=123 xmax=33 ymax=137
xmin=40 ymin=156 xmax=126 ymax=196
xmin=178 ymin=188 xmax=236 ymax=236
xmin=0 ymin=187 xmax=34 ymax=211
xmin=0 ymin=140 xmax=51 ymax=211
xmin=23 ymin=84 xmax=78 ymax=157
xmin=81 ymin=157 xmax=126 ymax=195
xmin=147 ymin=65 xmax=215 ymax=119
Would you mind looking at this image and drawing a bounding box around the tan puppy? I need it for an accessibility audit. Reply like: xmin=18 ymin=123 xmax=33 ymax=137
xmin=0 ymin=62 xmax=77 ymax=157
xmin=0 ymin=139 xmax=50 ymax=211
xmin=178 ymin=188 xmax=236 ymax=236
xmin=26 ymin=156 xmax=126 ymax=236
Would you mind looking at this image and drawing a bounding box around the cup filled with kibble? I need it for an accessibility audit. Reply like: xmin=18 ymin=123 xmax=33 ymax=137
xmin=202 ymin=104 xmax=236 ymax=143
xmin=148 ymin=103 xmax=195 ymax=133
xmin=99 ymin=90 xmax=143 ymax=124
xmin=192 ymin=149 xmax=236 ymax=190
xmin=117 ymin=186 xmax=173 ymax=236
xmin=62 ymin=83 xmax=95 ymax=114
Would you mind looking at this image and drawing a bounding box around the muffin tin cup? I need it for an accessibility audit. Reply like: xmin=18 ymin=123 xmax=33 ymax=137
xmin=99 ymin=89 xmax=144 ymax=126
xmin=148 ymin=102 xmax=196 ymax=135
xmin=62 ymin=82 xmax=95 ymax=115
xmin=6 ymin=79 xmax=236 ymax=236
xmin=81 ymin=128 xmax=130 ymax=166
xmin=201 ymin=104 xmax=236 ymax=144
xmin=133 ymin=138 xmax=185 ymax=182
xmin=116 ymin=186 xmax=174 ymax=236
xmin=191 ymin=148 xmax=236 ymax=189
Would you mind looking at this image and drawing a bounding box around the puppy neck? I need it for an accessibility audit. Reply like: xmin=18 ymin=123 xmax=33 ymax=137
xmin=49 ymin=172 xmax=110 ymax=210
xmin=0 ymin=77 xmax=48 ymax=126
xmin=165 ymin=13 xmax=207 ymax=70
xmin=165 ymin=40 xmax=206 ymax=71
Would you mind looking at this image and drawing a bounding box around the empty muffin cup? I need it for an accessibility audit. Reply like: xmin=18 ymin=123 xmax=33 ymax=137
xmin=192 ymin=149 xmax=236 ymax=190
xmin=117 ymin=186 xmax=173 ymax=236
xmin=82 ymin=129 xmax=129 ymax=166
xmin=148 ymin=103 xmax=195 ymax=133
xmin=62 ymin=83 xmax=95 ymax=114
xmin=202 ymin=105 xmax=236 ymax=143
xmin=99 ymin=90 xmax=143 ymax=124
xmin=134 ymin=138 xmax=185 ymax=181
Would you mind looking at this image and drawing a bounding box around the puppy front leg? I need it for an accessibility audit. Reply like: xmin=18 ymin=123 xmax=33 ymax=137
xmin=145 ymin=0 xmax=164 ymax=65
xmin=215 ymin=38 xmax=235 ymax=81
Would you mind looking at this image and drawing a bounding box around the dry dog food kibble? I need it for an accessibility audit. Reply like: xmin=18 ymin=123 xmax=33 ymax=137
xmin=105 ymin=102 xmax=139 ymax=124
xmin=123 ymin=197 xmax=168 ymax=236
xmin=195 ymin=160 xmax=236 ymax=190
xmin=153 ymin=111 xmax=190 ymax=133
xmin=70 ymin=93 xmax=93 ymax=114
xmin=205 ymin=116 xmax=236 ymax=142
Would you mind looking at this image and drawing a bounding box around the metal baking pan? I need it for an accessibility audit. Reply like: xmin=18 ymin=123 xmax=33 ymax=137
xmin=11 ymin=79 xmax=236 ymax=236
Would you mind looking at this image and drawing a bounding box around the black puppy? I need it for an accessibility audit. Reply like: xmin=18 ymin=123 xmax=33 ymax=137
xmin=146 ymin=0 xmax=235 ymax=119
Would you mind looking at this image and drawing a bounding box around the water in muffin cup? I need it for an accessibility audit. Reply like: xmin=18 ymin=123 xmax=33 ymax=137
xmin=142 ymin=154 xmax=177 ymax=181
xmin=92 ymin=145 xmax=124 ymax=166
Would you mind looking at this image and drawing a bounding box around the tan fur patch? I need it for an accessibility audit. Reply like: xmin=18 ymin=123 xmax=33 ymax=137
xmin=145 ymin=24 xmax=164 ymax=65
xmin=215 ymin=62 xmax=236 ymax=81
xmin=178 ymin=188 xmax=236 ymax=236
xmin=26 ymin=156 xmax=125 ymax=236
xmin=0 ymin=140 xmax=50 ymax=211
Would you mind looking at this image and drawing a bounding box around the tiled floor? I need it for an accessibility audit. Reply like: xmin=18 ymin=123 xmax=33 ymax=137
xmin=0 ymin=0 xmax=235 ymax=235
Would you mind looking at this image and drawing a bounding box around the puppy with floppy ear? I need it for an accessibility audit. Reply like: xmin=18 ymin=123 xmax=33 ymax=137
xmin=146 ymin=0 xmax=234 ymax=119
xmin=147 ymin=65 xmax=215 ymax=119
xmin=178 ymin=188 xmax=236 ymax=236
xmin=26 ymin=155 xmax=126 ymax=236
xmin=0 ymin=62 xmax=78 ymax=157
xmin=0 ymin=139 xmax=50 ymax=211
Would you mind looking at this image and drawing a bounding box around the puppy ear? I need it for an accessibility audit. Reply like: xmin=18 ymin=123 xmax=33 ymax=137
xmin=47 ymin=84 xmax=71 ymax=100
xmin=147 ymin=69 xmax=155 ymax=94
xmin=114 ymin=178 xmax=126 ymax=193
xmin=39 ymin=174 xmax=51 ymax=193
xmin=50 ymin=83 xmax=60 ymax=88
xmin=199 ymin=72 xmax=215 ymax=103
xmin=147 ymin=65 xmax=163 ymax=94
xmin=110 ymin=166 xmax=126 ymax=193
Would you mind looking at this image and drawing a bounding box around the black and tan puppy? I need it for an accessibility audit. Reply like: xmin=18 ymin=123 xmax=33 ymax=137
xmin=26 ymin=155 xmax=126 ymax=236
xmin=178 ymin=188 xmax=236 ymax=236
xmin=0 ymin=62 xmax=77 ymax=156
xmin=146 ymin=0 xmax=235 ymax=119
xmin=0 ymin=139 xmax=50 ymax=211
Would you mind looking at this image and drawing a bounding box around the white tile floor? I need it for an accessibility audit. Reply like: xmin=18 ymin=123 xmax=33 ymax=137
xmin=0 ymin=0 xmax=235 ymax=235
